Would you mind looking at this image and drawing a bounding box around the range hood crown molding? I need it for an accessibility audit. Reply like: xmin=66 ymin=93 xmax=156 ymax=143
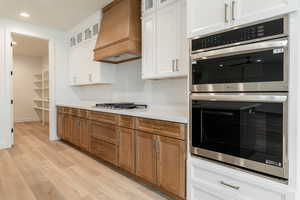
xmin=93 ymin=0 xmax=141 ymax=64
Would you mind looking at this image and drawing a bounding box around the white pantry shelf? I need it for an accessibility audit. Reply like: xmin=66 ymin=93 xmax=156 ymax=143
xmin=33 ymin=69 xmax=50 ymax=125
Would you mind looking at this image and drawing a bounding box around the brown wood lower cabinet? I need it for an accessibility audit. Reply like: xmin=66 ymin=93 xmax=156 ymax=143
xmin=90 ymin=121 xmax=118 ymax=145
xmin=118 ymin=127 xmax=135 ymax=173
xmin=157 ymin=136 xmax=186 ymax=199
xmin=63 ymin=115 xmax=73 ymax=142
xmin=57 ymin=106 xmax=187 ymax=200
xmin=135 ymin=131 xmax=157 ymax=184
xmin=91 ymin=138 xmax=118 ymax=165
xmin=57 ymin=112 xmax=64 ymax=139
xmin=79 ymin=119 xmax=89 ymax=151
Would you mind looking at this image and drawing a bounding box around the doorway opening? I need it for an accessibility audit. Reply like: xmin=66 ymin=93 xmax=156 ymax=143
xmin=11 ymin=33 xmax=50 ymax=144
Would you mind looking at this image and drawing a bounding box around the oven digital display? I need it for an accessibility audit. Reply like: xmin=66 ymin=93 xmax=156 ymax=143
xmin=192 ymin=18 xmax=284 ymax=51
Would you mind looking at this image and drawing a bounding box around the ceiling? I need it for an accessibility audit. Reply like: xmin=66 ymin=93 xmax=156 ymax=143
xmin=0 ymin=0 xmax=112 ymax=30
xmin=12 ymin=33 xmax=49 ymax=57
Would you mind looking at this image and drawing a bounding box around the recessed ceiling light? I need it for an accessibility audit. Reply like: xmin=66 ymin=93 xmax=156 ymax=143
xmin=20 ymin=12 xmax=30 ymax=18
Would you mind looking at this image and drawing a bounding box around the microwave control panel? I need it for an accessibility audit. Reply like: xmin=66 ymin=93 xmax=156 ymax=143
xmin=192 ymin=18 xmax=285 ymax=52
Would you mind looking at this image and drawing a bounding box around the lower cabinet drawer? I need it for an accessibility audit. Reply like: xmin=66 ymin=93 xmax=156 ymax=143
xmin=90 ymin=121 xmax=118 ymax=145
xmin=190 ymin=162 xmax=288 ymax=200
xmin=91 ymin=138 xmax=118 ymax=165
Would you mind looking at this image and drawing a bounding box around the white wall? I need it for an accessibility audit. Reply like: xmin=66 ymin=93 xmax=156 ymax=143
xmin=13 ymin=56 xmax=42 ymax=122
xmin=0 ymin=18 xmax=80 ymax=149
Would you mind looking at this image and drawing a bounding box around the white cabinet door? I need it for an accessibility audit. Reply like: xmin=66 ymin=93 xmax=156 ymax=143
xmin=142 ymin=14 xmax=156 ymax=79
xmin=187 ymin=0 xmax=229 ymax=38
xmin=190 ymin=181 xmax=236 ymax=200
xmin=235 ymin=0 xmax=293 ymax=25
xmin=156 ymin=1 xmax=178 ymax=75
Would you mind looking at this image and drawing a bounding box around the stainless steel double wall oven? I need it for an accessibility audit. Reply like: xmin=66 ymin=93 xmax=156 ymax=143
xmin=190 ymin=16 xmax=289 ymax=179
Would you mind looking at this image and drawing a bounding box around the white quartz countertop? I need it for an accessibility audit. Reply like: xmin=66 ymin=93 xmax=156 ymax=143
xmin=56 ymin=103 xmax=188 ymax=124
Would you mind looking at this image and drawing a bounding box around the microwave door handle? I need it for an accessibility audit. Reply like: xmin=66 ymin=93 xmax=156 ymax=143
xmin=203 ymin=110 xmax=234 ymax=116
xmin=191 ymin=93 xmax=288 ymax=103
xmin=191 ymin=39 xmax=288 ymax=61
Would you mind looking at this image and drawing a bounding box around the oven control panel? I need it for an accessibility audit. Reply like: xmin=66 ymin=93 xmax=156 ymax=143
xmin=192 ymin=18 xmax=285 ymax=52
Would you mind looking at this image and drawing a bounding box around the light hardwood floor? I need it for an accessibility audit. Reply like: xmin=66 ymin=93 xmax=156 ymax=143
xmin=0 ymin=122 xmax=167 ymax=200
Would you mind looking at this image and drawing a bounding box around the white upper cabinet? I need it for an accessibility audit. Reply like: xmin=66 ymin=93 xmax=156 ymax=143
xmin=187 ymin=0 xmax=229 ymax=38
xmin=142 ymin=14 xmax=156 ymax=79
xmin=235 ymin=0 xmax=294 ymax=24
xmin=187 ymin=0 xmax=297 ymax=38
xmin=68 ymin=12 xmax=114 ymax=86
xmin=156 ymin=2 xmax=179 ymax=75
xmin=142 ymin=0 xmax=188 ymax=79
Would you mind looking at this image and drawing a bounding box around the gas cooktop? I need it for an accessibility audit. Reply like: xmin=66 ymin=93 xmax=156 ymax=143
xmin=95 ymin=103 xmax=148 ymax=110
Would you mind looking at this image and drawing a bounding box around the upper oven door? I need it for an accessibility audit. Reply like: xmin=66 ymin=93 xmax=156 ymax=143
xmin=191 ymin=38 xmax=289 ymax=92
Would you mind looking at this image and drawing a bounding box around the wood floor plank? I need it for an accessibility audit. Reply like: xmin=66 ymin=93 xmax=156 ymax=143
xmin=0 ymin=122 xmax=168 ymax=200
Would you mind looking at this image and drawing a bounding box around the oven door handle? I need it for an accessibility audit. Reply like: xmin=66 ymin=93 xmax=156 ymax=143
xmin=191 ymin=38 xmax=288 ymax=61
xmin=191 ymin=93 xmax=288 ymax=103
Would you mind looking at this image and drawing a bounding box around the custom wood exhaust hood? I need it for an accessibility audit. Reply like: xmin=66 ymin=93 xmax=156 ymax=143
xmin=93 ymin=0 xmax=141 ymax=64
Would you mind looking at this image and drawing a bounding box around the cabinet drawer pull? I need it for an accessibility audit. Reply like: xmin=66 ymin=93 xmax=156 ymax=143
xmin=232 ymin=1 xmax=236 ymax=21
xmin=220 ymin=181 xmax=240 ymax=190
xmin=172 ymin=60 xmax=175 ymax=72
xmin=175 ymin=59 xmax=179 ymax=71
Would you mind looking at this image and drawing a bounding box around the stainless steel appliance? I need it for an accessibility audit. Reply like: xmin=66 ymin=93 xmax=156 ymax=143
xmin=190 ymin=93 xmax=288 ymax=179
xmin=190 ymin=17 xmax=289 ymax=179
xmin=191 ymin=17 xmax=288 ymax=92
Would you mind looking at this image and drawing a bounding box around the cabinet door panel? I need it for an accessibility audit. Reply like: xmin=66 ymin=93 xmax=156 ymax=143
xmin=142 ymin=14 xmax=156 ymax=78
xmin=188 ymin=0 xmax=227 ymax=38
xmin=63 ymin=115 xmax=73 ymax=142
xmin=135 ymin=131 xmax=157 ymax=184
xmin=157 ymin=136 xmax=186 ymax=199
xmin=90 ymin=121 xmax=118 ymax=145
xmin=72 ymin=117 xmax=81 ymax=146
xmin=236 ymin=0 xmax=289 ymax=22
xmin=156 ymin=2 xmax=178 ymax=74
xmin=118 ymin=128 xmax=135 ymax=173
xmin=91 ymin=138 xmax=118 ymax=165
xmin=190 ymin=182 xmax=233 ymax=200
xmin=57 ymin=113 xmax=64 ymax=139
xmin=80 ymin=119 xmax=89 ymax=151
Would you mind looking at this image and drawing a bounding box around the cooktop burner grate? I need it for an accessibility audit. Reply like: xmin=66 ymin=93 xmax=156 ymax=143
xmin=95 ymin=103 xmax=148 ymax=109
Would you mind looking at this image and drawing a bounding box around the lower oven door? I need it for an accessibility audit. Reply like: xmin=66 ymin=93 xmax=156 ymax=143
xmin=190 ymin=93 xmax=288 ymax=179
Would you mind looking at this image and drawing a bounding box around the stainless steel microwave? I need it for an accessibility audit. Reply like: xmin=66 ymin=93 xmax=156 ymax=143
xmin=191 ymin=17 xmax=289 ymax=93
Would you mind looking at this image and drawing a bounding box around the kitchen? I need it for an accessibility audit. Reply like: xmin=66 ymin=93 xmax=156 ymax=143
xmin=0 ymin=0 xmax=300 ymax=200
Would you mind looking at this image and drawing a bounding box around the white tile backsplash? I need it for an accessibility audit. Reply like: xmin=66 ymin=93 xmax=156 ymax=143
xmin=73 ymin=59 xmax=188 ymax=109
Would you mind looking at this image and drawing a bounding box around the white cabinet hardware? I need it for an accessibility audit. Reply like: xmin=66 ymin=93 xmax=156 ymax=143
xmin=219 ymin=181 xmax=240 ymax=190
xmin=231 ymin=1 xmax=236 ymax=21
xmin=225 ymin=3 xmax=229 ymax=23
